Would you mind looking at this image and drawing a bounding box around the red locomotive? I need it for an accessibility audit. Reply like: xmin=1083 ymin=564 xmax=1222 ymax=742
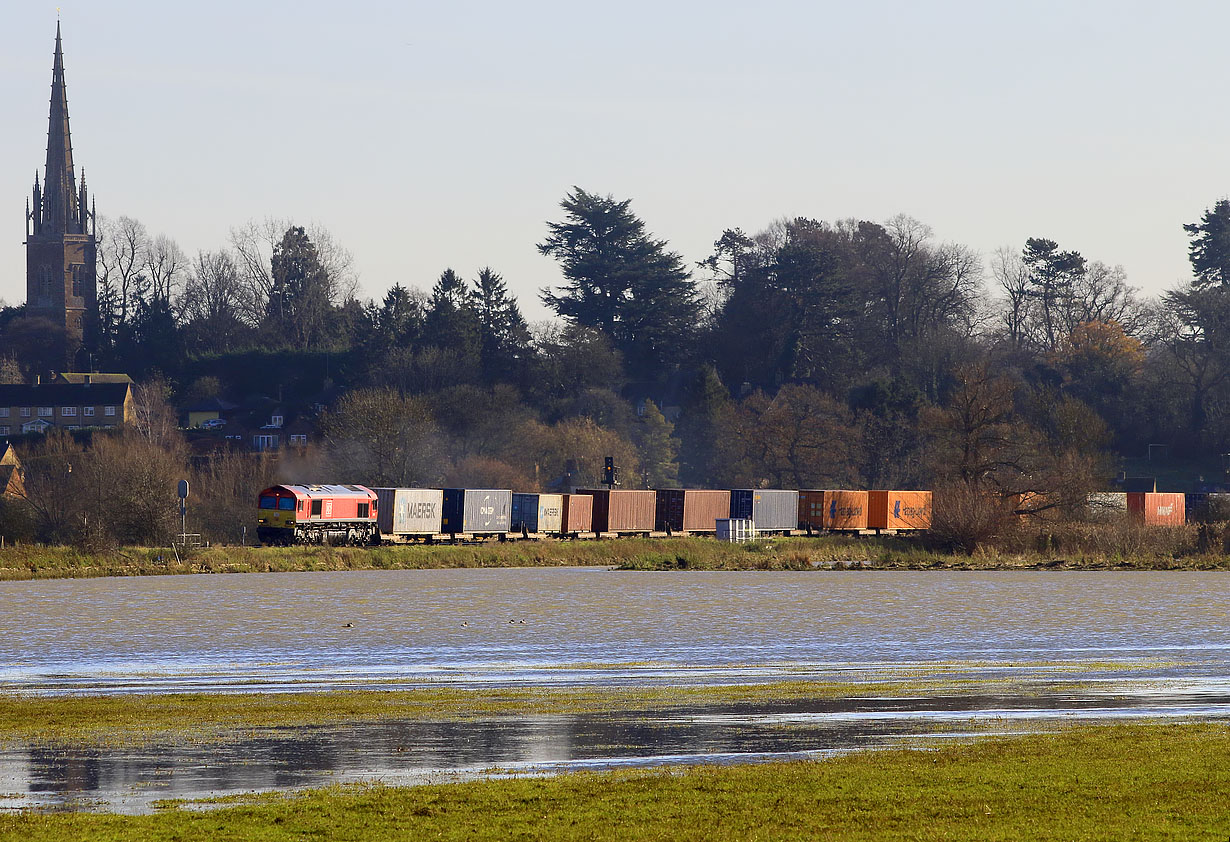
xmin=256 ymin=484 xmax=379 ymax=545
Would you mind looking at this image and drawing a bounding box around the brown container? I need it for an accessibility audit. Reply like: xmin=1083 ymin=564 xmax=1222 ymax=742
xmin=561 ymin=493 xmax=593 ymax=533
xmin=867 ymin=490 xmax=932 ymax=530
xmin=798 ymin=490 xmax=827 ymax=529
xmin=655 ymin=489 xmax=732 ymax=533
xmin=581 ymin=489 xmax=656 ymax=534
xmin=822 ymin=490 xmax=869 ymax=530
xmin=1127 ymin=492 xmax=1185 ymax=526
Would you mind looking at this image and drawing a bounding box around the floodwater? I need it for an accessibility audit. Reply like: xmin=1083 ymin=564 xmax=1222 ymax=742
xmin=1 ymin=567 xmax=1229 ymax=812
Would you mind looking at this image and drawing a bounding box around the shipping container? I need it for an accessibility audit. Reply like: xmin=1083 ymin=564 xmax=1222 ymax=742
xmin=581 ymin=489 xmax=656 ymax=534
xmin=1187 ymin=492 xmax=1230 ymax=523
xmin=867 ymin=490 xmax=932 ymax=530
xmin=1127 ymin=492 xmax=1185 ymax=526
xmin=822 ymin=490 xmax=869 ymax=530
xmin=375 ymin=487 xmax=444 ymax=537
xmin=798 ymin=490 xmax=827 ymax=530
xmin=729 ymin=489 xmax=798 ymax=533
xmin=561 ymin=493 xmax=593 ymax=534
xmin=536 ymin=493 xmax=564 ymax=534
xmin=511 ymin=492 xmax=540 ymax=533
xmin=716 ymin=518 xmax=756 ymax=543
xmin=656 ymin=489 xmax=732 ymax=533
xmin=1087 ymin=492 xmax=1128 ymax=520
xmin=441 ymin=488 xmax=512 ymax=534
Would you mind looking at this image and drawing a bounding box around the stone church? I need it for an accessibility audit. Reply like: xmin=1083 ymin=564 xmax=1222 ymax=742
xmin=24 ymin=23 xmax=97 ymax=367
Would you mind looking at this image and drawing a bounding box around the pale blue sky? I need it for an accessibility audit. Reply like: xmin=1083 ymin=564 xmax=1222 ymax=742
xmin=2 ymin=1 xmax=1227 ymax=322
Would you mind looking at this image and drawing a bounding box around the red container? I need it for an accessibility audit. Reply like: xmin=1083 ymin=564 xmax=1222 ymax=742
xmin=561 ymin=493 xmax=593 ymax=534
xmin=581 ymin=489 xmax=656 ymax=534
xmin=867 ymin=490 xmax=932 ymax=530
xmin=798 ymin=490 xmax=826 ymax=529
xmin=1127 ymin=492 xmax=1185 ymax=526
xmin=655 ymin=489 xmax=732 ymax=533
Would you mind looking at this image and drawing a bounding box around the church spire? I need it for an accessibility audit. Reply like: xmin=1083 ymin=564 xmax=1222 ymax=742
xmin=41 ymin=21 xmax=80 ymax=236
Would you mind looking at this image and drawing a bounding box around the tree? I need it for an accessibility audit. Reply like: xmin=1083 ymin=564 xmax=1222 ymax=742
xmin=321 ymin=389 xmax=444 ymax=487
xmin=180 ymin=249 xmax=251 ymax=354
xmin=538 ymin=187 xmax=697 ymax=381
xmin=635 ymin=399 xmax=679 ymax=488
xmin=1020 ymin=237 xmax=1087 ymax=349
xmin=266 ymin=226 xmax=333 ymax=350
xmin=421 ymin=269 xmax=481 ymax=375
xmin=471 ymin=268 xmax=531 ymax=382
xmin=1184 ymin=200 xmax=1230 ymax=289
xmin=231 ymin=218 xmax=357 ymax=332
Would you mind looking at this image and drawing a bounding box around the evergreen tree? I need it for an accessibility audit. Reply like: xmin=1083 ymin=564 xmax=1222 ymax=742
xmin=635 ymin=399 xmax=680 ymax=488
xmin=422 ymin=269 xmax=480 ymax=373
xmin=538 ymin=187 xmax=697 ymax=382
xmin=1184 ymin=200 xmax=1230 ymax=289
xmin=266 ymin=226 xmax=333 ymax=350
xmin=471 ymin=267 xmax=531 ymax=382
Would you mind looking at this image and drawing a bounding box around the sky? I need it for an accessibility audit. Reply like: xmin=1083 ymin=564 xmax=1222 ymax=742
xmin=2 ymin=0 xmax=1228 ymax=323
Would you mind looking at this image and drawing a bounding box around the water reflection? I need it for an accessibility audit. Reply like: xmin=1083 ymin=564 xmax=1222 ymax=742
xmin=5 ymin=691 xmax=1230 ymax=814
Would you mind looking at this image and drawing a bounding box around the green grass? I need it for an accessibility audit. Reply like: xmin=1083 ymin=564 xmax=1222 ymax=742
xmin=2 ymin=532 xmax=1227 ymax=581
xmin=1 ymin=723 xmax=1227 ymax=840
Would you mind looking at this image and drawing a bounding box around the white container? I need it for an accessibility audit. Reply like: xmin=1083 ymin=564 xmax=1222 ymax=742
xmin=716 ymin=518 xmax=756 ymax=543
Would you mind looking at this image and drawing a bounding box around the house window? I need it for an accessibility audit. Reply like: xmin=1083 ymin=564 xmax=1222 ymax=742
xmin=0 ymin=426 xmax=8 ymax=436
xmin=71 ymin=264 xmax=86 ymax=297
xmin=83 ymin=406 xmax=95 ymax=417
xmin=38 ymin=407 xmax=52 ymax=417
xmin=62 ymin=407 xmax=77 ymax=417
xmin=289 ymin=434 xmax=307 ymax=446
xmin=104 ymin=406 xmax=116 ymax=417
xmin=0 ymin=408 xmax=8 ymax=417
xmin=271 ymin=414 xmax=284 ymax=427
xmin=253 ymin=434 xmax=278 ymax=451
xmin=20 ymin=408 xmax=30 ymax=417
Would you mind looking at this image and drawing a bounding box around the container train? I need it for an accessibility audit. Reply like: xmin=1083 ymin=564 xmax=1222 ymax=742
xmin=255 ymin=484 xmax=1213 ymax=546
xmin=255 ymin=484 xmax=934 ymax=545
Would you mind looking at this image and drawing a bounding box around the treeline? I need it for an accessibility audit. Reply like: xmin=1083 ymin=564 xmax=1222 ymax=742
xmin=4 ymin=189 xmax=1230 ymax=547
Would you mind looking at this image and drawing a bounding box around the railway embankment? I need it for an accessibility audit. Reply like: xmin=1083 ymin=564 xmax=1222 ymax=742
xmin=0 ymin=526 xmax=1228 ymax=581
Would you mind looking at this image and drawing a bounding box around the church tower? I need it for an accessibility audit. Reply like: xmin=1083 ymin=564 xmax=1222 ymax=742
xmin=25 ymin=22 xmax=96 ymax=362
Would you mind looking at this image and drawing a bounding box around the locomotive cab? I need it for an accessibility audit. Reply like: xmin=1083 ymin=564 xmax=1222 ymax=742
xmin=256 ymin=484 xmax=378 ymax=545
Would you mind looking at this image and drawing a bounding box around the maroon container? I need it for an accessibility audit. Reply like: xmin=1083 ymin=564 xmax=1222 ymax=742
xmin=798 ymin=490 xmax=826 ymax=529
xmin=561 ymin=493 xmax=593 ymax=533
xmin=655 ymin=489 xmax=732 ymax=533
xmin=581 ymin=489 xmax=656 ymax=534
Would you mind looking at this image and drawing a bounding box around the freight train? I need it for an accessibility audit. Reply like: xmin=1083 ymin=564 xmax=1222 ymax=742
xmin=254 ymin=484 xmax=933 ymax=545
xmin=255 ymin=484 xmax=1216 ymax=546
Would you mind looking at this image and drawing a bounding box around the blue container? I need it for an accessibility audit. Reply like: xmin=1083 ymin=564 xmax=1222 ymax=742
xmin=511 ymin=493 xmax=540 ymax=532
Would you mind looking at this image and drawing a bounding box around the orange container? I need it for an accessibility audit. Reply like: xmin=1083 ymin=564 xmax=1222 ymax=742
xmin=1126 ymin=492 xmax=1185 ymax=526
xmin=797 ymin=490 xmax=826 ymax=529
xmin=822 ymin=490 xmax=869 ymax=530
xmin=867 ymin=490 xmax=932 ymax=530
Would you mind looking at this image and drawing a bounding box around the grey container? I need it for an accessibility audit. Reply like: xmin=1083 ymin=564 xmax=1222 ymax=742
xmin=376 ymin=488 xmax=444 ymax=536
xmin=730 ymin=489 xmax=798 ymax=532
xmin=442 ymin=488 xmax=512 ymax=534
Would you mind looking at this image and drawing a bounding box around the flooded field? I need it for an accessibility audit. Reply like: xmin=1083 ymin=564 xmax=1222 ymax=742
xmin=1 ymin=567 xmax=1228 ymax=811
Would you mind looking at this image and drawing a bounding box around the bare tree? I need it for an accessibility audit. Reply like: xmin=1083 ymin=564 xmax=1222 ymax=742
xmin=180 ymin=249 xmax=249 ymax=353
xmin=96 ymin=215 xmax=149 ymax=328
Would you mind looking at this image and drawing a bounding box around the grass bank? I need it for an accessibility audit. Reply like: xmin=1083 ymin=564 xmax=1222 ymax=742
xmin=2 ymin=723 xmax=1227 ymax=840
xmin=1 ymin=529 xmax=1228 ymax=581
